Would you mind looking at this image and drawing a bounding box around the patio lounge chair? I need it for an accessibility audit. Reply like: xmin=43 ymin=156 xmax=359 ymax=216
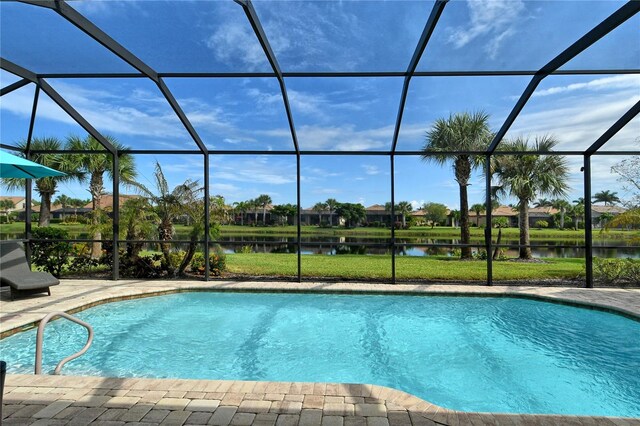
xmin=0 ymin=242 xmax=59 ymax=300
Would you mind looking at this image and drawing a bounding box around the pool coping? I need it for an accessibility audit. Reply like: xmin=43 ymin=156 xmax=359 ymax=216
xmin=1 ymin=280 xmax=639 ymax=339
xmin=3 ymin=374 xmax=640 ymax=425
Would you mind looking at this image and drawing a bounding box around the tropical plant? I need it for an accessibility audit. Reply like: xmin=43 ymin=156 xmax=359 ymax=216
xmin=534 ymin=220 xmax=549 ymax=229
xmin=422 ymin=202 xmax=448 ymax=229
xmin=120 ymin=197 xmax=157 ymax=262
xmin=233 ymin=201 xmax=249 ymax=226
xmin=596 ymin=212 xmax=614 ymax=228
xmin=271 ymin=204 xmax=296 ymax=226
xmin=312 ymin=202 xmax=328 ymax=226
xmin=255 ymin=194 xmax=272 ymax=225
xmin=568 ymin=202 xmax=585 ymax=230
xmin=53 ymin=194 xmax=72 ymax=221
xmin=335 ymin=203 xmax=366 ymax=228
xmin=131 ymin=161 xmax=201 ymax=274
xmin=593 ymin=190 xmax=621 ymax=206
xmin=396 ymin=201 xmax=413 ymax=229
xmin=248 ymin=198 xmax=260 ymax=224
xmin=325 ymin=198 xmax=339 ymax=227
xmin=0 ymin=199 xmax=15 ymax=222
xmin=449 ymin=209 xmax=460 ymax=227
xmin=470 ymin=203 xmax=485 ymax=226
xmin=491 ymin=217 xmax=509 ymax=260
xmin=30 ymin=227 xmax=73 ymax=278
xmin=1 ymin=138 xmax=83 ymax=226
xmin=550 ymin=199 xmax=571 ymax=229
xmin=67 ymin=135 xmax=137 ymax=257
xmin=533 ymin=198 xmax=552 ymax=208
xmin=421 ymin=111 xmax=492 ymax=259
xmin=491 ymin=135 xmax=569 ymax=259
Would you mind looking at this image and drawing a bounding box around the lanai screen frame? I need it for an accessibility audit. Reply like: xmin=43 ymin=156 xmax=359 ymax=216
xmin=1 ymin=0 xmax=639 ymax=288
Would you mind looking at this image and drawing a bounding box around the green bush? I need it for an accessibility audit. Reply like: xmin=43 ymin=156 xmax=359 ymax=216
xmin=534 ymin=220 xmax=549 ymax=229
xmin=30 ymin=227 xmax=73 ymax=277
xmin=190 ymin=247 xmax=227 ymax=276
xmin=594 ymin=258 xmax=640 ymax=287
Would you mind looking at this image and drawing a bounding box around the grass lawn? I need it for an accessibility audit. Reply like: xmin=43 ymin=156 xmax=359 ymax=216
xmin=225 ymin=253 xmax=585 ymax=281
xmin=2 ymin=222 xmax=635 ymax=241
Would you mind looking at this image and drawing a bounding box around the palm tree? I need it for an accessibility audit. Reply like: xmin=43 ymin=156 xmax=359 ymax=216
xmin=593 ymin=190 xmax=621 ymax=206
xmin=1 ymin=138 xmax=83 ymax=226
xmin=69 ymin=198 xmax=88 ymax=221
xmin=325 ymin=198 xmax=338 ymax=227
xmin=534 ymin=198 xmax=552 ymax=208
xmin=132 ymin=161 xmax=201 ymax=272
xmin=54 ymin=194 xmax=72 ymax=221
xmin=233 ymin=201 xmax=248 ymax=226
xmin=255 ymin=194 xmax=272 ymax=225
xmin=67 ymin=135 xmax=137 ymax=258
xmin=551 ymin=199 xmax=571 ymax=229
xmin=312 ymin=202 xmax=328 ymax=226
xmin=449 ymin=209 xmax=460 ymax=228
xmin=396 ymin=201 xmax=413 ymax=228
xmin=421 ymin=111 xmax=492 ymax=259
xmin=470 ymin=203 xmax=485 ymax=226
xmin=568 ymin=202 xmax=584 ymax=230
xmin=491 ymin=136 xmax=569 ymax=259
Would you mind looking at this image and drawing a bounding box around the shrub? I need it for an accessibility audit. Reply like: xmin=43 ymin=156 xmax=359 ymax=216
xmin=30 ymin=227 xmax=73 ymax=277
xmin=594 ymin=258 xmax=640 ymax=287
xmin=534 ymin=220 xmax=549 ymax=229
xmin=190 ymin=247 xmax=227 ymax=276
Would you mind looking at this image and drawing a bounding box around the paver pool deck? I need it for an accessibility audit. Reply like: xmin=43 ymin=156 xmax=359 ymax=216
xmin=1 ymin=279 xmax=639 ymax=426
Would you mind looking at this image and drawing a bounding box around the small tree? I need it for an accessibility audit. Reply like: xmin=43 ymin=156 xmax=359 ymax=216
xmin=312 ymin=202 xmax=328 ymax=226
xmin=422 ymin=202 xmax=448 ymax=229
xmin=255 ymin=194 xmax=272 ymax=225
xmin=534 ymin=220 xmax=549 ymax=229
xmin=335 ymin=203 xmax=366 ymax=228
xmin=0 ymin=199 xmax=15 ymax=222
xmin=470 ymin=203 xmax=485 ymax=226
xmin=271 ymin=204 xmax=296 ymax=226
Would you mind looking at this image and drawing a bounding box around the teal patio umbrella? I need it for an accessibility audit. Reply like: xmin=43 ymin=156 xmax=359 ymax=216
xmin=0 ymin=150 xmax=66 ymax=179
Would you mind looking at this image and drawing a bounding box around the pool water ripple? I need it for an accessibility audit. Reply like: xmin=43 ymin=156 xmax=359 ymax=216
xmin=0 ymin=292 xmax=638 ymax=417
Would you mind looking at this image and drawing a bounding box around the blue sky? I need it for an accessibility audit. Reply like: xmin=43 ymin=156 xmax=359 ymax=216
xmin=1 ymin=0 xmax=639 ymax=210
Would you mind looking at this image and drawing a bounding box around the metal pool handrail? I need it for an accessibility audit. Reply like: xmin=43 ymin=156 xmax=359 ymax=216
xmin=35 ymin=312 xmax=94 ymax=375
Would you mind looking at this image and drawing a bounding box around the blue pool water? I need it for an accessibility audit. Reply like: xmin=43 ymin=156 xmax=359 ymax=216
xmin=1 ymin=292 xmax=639 ymax=417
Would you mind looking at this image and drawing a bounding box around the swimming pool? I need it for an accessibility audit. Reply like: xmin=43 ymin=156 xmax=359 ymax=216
xmin=1 ymin=292 xmax=638 ymax=417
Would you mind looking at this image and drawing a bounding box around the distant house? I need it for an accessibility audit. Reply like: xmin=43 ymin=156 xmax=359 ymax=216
xmin=592 ymin=205 xmax=627 ymax=228
xmin=1 ymin=196 xmax=35 ymax=221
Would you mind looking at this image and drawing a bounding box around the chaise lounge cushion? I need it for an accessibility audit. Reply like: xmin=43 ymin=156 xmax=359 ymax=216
xmin=0 ymin=242 xmax=59 ymax=294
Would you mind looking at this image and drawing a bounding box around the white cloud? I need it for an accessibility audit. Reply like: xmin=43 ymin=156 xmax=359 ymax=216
xmin=205 ymin=22 xmax=269 ymax=72
xmin=362 ymin=165 xmax=381 ymax=175
xmin=532 ymin=75 xmax=640 ymax=98
xmin=448 ymin=0 xmax=525 ymax=59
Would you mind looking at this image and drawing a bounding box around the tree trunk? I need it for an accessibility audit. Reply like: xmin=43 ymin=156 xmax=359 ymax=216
xmin=329 ymin=210 xmax=333 ymax=226
xmin=178 ymin=235 xmax=198 ymax=276
xmin=90 ymin=173 xmax=104 ymax=258
xmin=262 ymin=207 xmax=267 ymax=225
xmin=254 ymin=211 xmax=258 ymax=223
xmin=318 ymin=213 xmax=321 ymax=226
xmin=519 ymin=201 xmax=532 ymax=259
xmin=559 ymin=210 xmax=565 ymax=228
xmin=158 ymin=221 xmax=173 ymax=272
xmin=492 ymin=227 xmax=502 ymax=260
xmin=459 ymin=185 xmax=472 ymax=259
xmin=38 ymin=192 xmax=52 ymax=226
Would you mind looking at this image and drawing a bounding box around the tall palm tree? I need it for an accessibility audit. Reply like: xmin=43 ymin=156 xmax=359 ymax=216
xmin=593 ymin=190 xmax=621 ymax=206
xmin=470 ymin=203 xmax=485 ymax=226
xmin=396 ymin=201 xmax=413 ymax=228
xmin=421 ymin=111 xmax=492 ymax=259
xmin=255 ymin=194 xmax=272 ymax=225
xmin=67 ymin=135 xmax=137 ymax=257
xmin=491 ymin=135 xmax=569 ymax=259
xmin=551 ymin=199 xmax=571 ymax=229
xmin=312 ymin=202 xmax=328 ymax=226
xmin=132 ymin=161 xmax=201 ymax=272
xmin=568 ymin=202 xmax=585 ymax=230
xmin=1 ymin=138 xmax=83 ymax=226
xmin=325 ymin=198 xmax=338 ymax=227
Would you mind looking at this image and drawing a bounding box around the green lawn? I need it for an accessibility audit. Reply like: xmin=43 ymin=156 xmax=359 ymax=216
xmin=2 ymin=222 xmax=635 ymax=242
xmin=225 ymin=253 xmax=585 ymax=281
